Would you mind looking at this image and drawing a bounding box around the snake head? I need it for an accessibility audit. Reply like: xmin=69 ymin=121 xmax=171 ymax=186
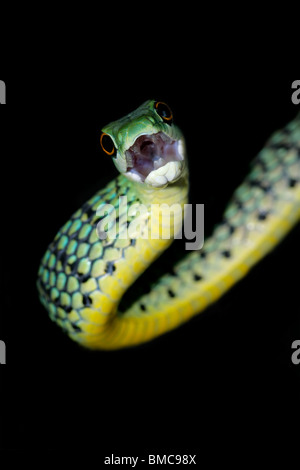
xmin=100 ymin=100 xmax=186 ymax=188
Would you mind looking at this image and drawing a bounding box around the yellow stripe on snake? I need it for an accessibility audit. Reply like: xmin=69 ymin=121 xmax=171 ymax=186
xmin=37 ymin=101 xmax=300 ymax=350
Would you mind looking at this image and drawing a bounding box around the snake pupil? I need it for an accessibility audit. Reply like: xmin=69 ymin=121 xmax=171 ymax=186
xmin=155 ymin=101 xmax=173 ymax=124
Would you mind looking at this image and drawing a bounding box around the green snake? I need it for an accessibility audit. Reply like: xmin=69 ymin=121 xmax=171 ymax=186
xmin=37 ymin=101 xmax=300 ymax=350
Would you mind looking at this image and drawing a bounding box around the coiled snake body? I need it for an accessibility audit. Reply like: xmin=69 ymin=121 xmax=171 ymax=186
xmin=37 ymin=101 xmax=300 ymax=350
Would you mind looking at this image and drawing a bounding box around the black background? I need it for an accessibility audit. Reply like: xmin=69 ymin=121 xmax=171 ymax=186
xmin=1 ymin=68 xmax=299 ymax=456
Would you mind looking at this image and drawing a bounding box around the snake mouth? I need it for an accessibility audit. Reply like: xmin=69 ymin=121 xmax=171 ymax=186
xmin=125 ymin=132 xmax=184 ymax=187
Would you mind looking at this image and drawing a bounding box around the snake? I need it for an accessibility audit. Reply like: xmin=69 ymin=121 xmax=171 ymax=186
xmin=37 ymin=100 xmax=300 ymax=350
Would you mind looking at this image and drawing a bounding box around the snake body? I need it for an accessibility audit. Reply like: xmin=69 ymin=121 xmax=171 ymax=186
xmin=37 ymin=101 xmax=300 ymax=349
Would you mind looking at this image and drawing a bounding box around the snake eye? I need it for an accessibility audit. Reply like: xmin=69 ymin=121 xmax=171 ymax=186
xmin=100 ymin=132 xmax=117 ymax=156
xmin=154 ymin=101 xmax=173 ymax=124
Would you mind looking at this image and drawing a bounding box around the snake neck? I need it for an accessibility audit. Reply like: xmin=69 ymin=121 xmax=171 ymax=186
xmin=120 ymin=167 xmax=189 ymax=244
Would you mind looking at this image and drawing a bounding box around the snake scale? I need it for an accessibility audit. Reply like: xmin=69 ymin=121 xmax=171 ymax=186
xmin=37 ymin=101 xmax=300 ymax=350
